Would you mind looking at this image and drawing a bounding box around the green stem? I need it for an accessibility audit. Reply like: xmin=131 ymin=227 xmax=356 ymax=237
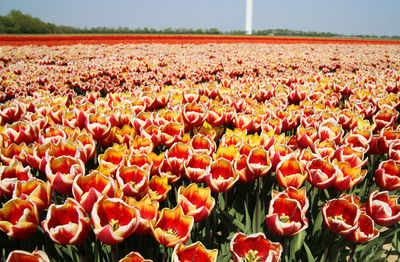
xmin=348 ymin=242 xmax=357 ymax=262
xmin=321 ymin=231 xmax=336 ymax=262
xmin=255 ymin=177 xmax=260 ymax=231
xmin=111 ymin=244 xmax=117 ymax=262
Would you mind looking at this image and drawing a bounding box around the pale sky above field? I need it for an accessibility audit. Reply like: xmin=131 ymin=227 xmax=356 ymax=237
xmin=1 ymin=0 xmax=400 ymax=36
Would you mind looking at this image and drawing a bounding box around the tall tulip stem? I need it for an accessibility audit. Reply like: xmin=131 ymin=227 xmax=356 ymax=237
xmin=255 ymin=177 xmax=260 ymax=230
xmin=348 ymin=242 xmax=357 ymax=262
xmin=322 ymin=231 xmax=336 ymax=262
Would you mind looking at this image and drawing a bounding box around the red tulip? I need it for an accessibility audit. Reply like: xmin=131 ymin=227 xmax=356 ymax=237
xmin=5 ymin=121 xmax=37 ymax=145
xmin=246 ymin=147 xmax=271 ymax=177
xmin=116 ymin=165 xmax=149 ymax=199
xmin=125 ymin=194 xmax=159 ymax=235
xmin=177 ymin=183 xmax=215 ymax=223
xmin=0 ymin=198 xmax=39 ymax=239
xmin=374 ymin=160 xmax=400 ymax=191
xmin=91 ymin=196 xmax=140 ymax=245
xmin=148 ymin=175 xmax=172 ymax=202
xmin=166 ymin=142 xmax=192 ymax=174
xmin=119 ymin=251 xmax=153 ymax=262
xmin=72 ymin=170 xmax=118 ymax=213
xmin=45 ymin=156 xmax=85 ymax=195
xmin=150 ymin=206 xmax=194 ymax=248
xmin=183 ymin=153 xmax=211 ymax=183
xmin=271 ymin=187 xmax=309 ymax=214
xmin=266 ymin=196 xmax=308 ymax=236
xmin=41 ymin=198 xmax=91 ymax=245
xmin=205 ymin=158 xmax=239 ymax=193
xmin=172 ymin=241 xmax=218 ymax=262
xmin=6 ymin=250 xmax=50 ymax=262
xmin=0 ymin=159 xmax=33 ymax=197
xmin=230 ymin=232 xmax=282 ymax=262
xmin=366 ymin=191 xmax=400 ymax=226
xmin=275 ymin=156 xmax=307 ymax=189
xmin=345 ymin=212 xmax=379 ymax=243
xmin=322 ymin=198 xmax=360 ymax=236
xmin=12 ymin=178 xmax=52 ymax=213
xmin=306 ymin=157 xmax=338 ymax=189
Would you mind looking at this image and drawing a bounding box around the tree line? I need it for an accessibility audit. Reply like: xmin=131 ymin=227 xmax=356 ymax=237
xmin=1 ymin=10 xmax=399 ymax=39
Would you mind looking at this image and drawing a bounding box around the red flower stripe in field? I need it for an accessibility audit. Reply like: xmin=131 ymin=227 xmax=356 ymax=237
xmin=0 ymin=35 xmax=400 ymax=46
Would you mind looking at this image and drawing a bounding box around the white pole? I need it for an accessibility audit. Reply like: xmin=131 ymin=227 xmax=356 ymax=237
xmin=245 ymin=0 xmax=253 ymax=35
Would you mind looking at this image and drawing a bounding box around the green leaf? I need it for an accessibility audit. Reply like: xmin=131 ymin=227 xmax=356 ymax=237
xmin=303 ymin=242 xmax=316 ymax=262
xmin=290 ymin=230 xmax=306 ymax=259
xmin=311 ymin=211 xmax=323 ymax=236
xmin=244 ymin=201 xmax=251 ymax=234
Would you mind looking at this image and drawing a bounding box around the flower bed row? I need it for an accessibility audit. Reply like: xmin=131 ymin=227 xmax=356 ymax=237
xmin=0 ymin=43 xmax=400 ymax=261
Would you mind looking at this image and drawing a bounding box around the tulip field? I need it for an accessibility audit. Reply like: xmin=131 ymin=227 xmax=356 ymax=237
xmin=1 ymin=35 xmax=400 ymax=261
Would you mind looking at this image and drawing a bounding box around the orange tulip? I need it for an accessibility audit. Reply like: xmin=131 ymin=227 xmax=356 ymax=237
xmin=116 ymin=165 xmax=149 ymax=199
xmin=0 ymin=159 xmax=33 ymax=196
xmin=41 ymin=198 xmax=91 ymax=245
xmin=177 ymin=183 xmax=215 ymax=223
xmin=172 ymin=241 xmax=218 ymax=262
xmin=13 ymin=178 xmax=52 ymax=213
xmin=183 ymin=153 xmax=211 ymax=183
xmin=119 ymin=251 xmax=153 ymax=262
xmin=0 ymin=198 xmax=39 ymax=239
xmin=205 ymin=158 xmax=239 ymax=193
xmin=275 ymin=157 xmax=307 ymax=189
xmin=91 ymin=196 xmax=140 ymax=245
xmin=45 ymin=156 xmax=85 ymax=194
xmin=6 ymin=250 xmax=50 ymax=262
xmin=72 ymin=170 xmax=118 ymax=213
xmin=151 ymin=206 xmax=194 ymax=248
xmin=125 ymin=194 xmax=159 ymax=235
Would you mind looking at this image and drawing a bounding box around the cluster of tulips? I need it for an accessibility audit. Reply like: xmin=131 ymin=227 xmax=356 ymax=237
xmin=0 ymin=43 xmax=400 ymax=261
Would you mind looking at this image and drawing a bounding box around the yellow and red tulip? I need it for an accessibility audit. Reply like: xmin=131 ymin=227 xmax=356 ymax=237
xmin=275 ymin=156 xmax=307 ymax=189
xmin=266 ymin=196 xmax=308 ymax=236
xmin=230 ymin=232 xmax=282 ymax=262
xmin=333 ymin=161 xmax=367 ymax=191
xmin=148 ymin=175 xmax=172 ymax=202
xmin=172 ymin=241 xmax=218 ymax=262
xmin=125 ymin=194 xmax=159 ymax=235
xmin=0 ymin=159 xmax=33 ymax=197
xmin=0 ymin=198 xmax=39 ymax=239
xmin=322 ymin=198 xmax=360 ymax=236
xmin=205 ymin=158 xmax=239 ymax=193
xmin=12 ymin=178 xmax=52 ymax=213
xmin=91 ymin=196 xmax=140 ymax=245
xmin=183 ymin=153 xmax=211 ymax=183
xmin=41 ymin=198 xmax=91 ymax=245
xmin=116 ymin=165 xmax=149 ymax=199
xmin=177 ymin=183 xmax=215 ymax=223
xmin=45 ymin=155 xmax=85 ymax=195
xmin=72 ymin=170 xmax=118 ymax=213
xmin=5 ymin=250 xmax=50 ymax=262
xmin=366 ymin=191 xmax=400 ymax=226
xmin=150 ymin=206 xmax=194 ymax=248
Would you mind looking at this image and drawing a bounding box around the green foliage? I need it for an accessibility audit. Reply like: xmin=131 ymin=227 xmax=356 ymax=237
xmin=1 ymin=9 xmax=400 ymax=39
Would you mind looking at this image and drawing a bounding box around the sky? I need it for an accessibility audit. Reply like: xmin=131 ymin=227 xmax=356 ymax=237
xmin=1 ymin=0 xmax=400 ymax=36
